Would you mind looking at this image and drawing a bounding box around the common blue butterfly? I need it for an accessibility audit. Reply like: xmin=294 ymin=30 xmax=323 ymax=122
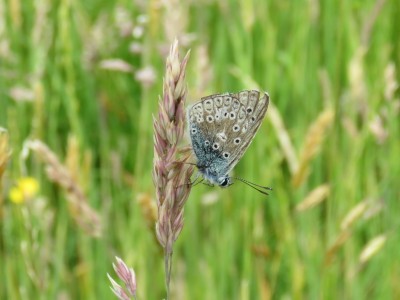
xmin=187 ymin=90 xmax=271 ymax=194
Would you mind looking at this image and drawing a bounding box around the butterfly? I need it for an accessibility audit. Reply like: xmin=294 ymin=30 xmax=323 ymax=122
xmin=187 ymin=90 xmax=272 ymax=195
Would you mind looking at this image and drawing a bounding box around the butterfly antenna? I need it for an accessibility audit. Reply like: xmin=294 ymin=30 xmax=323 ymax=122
xmin=179 ymin=161 xmax=197 ymax=166
xmin=233 ymin=177 xmax=272 ymax=196
xmin=236 ymin=177 xmax=272 ymax=190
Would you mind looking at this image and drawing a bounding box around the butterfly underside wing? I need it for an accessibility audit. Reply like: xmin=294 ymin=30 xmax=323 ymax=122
xmin=187 ymin=90 xmax=269 ymax=186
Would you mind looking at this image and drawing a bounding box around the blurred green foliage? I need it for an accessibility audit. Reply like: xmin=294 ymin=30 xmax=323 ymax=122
xmin=0 ymin=0 xmax=399 ymax=299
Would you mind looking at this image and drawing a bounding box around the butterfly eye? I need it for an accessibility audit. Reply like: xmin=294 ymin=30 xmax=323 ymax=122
xmin=212 ymin=143 xmax=220 ymax=150
xmin=250 ymin=116 xmax=256 ymax=122
xmin=191 ymin=128 xmax=197 ymax=134
xmin=246 ymin=107 xmax=253 ymax=114
xmin=234 ymin=138 xmax=241 ymax=145
xmin=223 ymin=152 xmax=230 ymax=158
xmin=220 ymin=177 xmax=230 ymax=187
xmin=229 ymin=112 xmax=236 ymax=120
xmin=223 ymin=112 xmax=229 ymax=118
xmin=204 ymin=140 xmax=210 ymax=146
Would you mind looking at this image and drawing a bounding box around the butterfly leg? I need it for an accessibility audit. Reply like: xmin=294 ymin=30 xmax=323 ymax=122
xmin=201 ymin=180 xmax=214 ymax=187
xmin=189 ymin=172 xmax=201 ymax=186
xmin=192 ymin=177 xmax=204 ymax=187
xmin=175 ymin=171 xmax=202 ymax=189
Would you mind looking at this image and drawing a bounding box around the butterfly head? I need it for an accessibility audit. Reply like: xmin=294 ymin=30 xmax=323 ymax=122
xmin=217 ymin=175 xmax=231 ymax=187
xmin=197 ymin=164 xmax=232 ymax=187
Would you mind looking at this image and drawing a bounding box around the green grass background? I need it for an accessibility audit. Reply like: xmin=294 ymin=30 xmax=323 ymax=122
xmin=1 ymin=0 xmax=399 ymax=299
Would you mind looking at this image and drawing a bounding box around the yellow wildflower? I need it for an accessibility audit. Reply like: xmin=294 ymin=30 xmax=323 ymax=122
xmin=9 ymin=177 xmax=39 ymax=204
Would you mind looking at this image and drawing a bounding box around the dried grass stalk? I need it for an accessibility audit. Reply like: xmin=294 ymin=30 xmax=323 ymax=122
xmin=194 ymin=44 xmax=213 ymax=98
xmin=0 ymin=128 xmax=11 ymax=182
xmin=348 ymin=47 xmax=368 ymax=114
xmin=152 ymin=39 xmax=193 ymax=297
xmin=292 ymin=109 xmax=334 ymax=187
xmin=340 ymin=201 xmax=369 ymax=231
xmin=0 ymin=128 xmax=11 ymax=207
xmin=384 ymin=62 xmax=398 ymax=102
xmin=136 ymin=193 xmax=158 ymax=229
xmin=296 ymin=184 xmax=330 ymax=212
xmin=268 ymin=104 xmax=299 ymax=174
xmin=24 ymin=140 xmax=102 ymax=237
xmin=361 ymin=0 xmax=387 ymax=47
xmin=325 ymin=199 xmax=384 ymax=266
xmin=349 ymin=234 xmax=387 ymax=279
xmin=162 ymin=0 xmax=188 ymax=44
xmin=359 ymin=234 xmax=386 ymax=264
xmin=324 ymin=231 xmax=351 ymax=266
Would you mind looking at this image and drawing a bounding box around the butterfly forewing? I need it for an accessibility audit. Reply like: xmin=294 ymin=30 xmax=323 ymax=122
xmin=187 ymin=89 xmax=269 ymax=184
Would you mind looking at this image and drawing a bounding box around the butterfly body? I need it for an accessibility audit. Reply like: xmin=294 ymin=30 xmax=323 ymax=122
xmin=187 ymin=90 xmax=269 ymax=187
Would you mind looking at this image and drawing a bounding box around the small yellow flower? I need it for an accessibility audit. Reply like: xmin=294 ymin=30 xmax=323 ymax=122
xmin=9 ymin=177 xmax=39 ymax=204
xmin=9 ymin=187 xmax=24 ymax=204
